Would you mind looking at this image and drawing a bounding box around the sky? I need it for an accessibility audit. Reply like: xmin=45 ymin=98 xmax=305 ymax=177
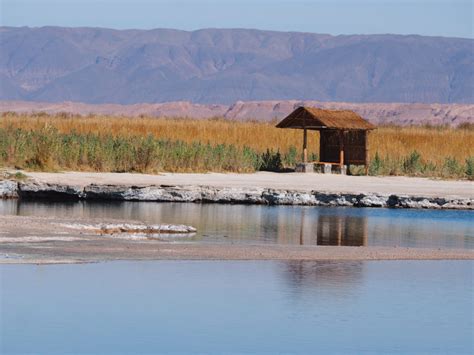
xmin=0 ymin=0 xmax=472 ymax=38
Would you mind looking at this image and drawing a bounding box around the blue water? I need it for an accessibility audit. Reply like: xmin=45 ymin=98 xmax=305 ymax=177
xmin=1 ymin=200 xmax=473 ymax=249
xmin=1 ymin=260 xmax=472 ymax=354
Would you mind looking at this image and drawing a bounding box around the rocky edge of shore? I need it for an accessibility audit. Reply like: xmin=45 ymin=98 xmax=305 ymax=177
xmin=0 ymin=180 xmax=471 ymax=210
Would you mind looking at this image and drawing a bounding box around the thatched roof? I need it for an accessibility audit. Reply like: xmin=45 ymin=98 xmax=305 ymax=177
xmin=276 ymin=106 xmax=376 ymax=130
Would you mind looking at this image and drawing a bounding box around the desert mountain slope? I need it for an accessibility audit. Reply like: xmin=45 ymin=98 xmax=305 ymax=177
xmin=0 ymin=27 xmax=472 ymax=104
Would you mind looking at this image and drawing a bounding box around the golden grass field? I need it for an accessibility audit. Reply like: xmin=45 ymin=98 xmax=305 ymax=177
xmin=1 ymin=113 xmax=473 ymax=177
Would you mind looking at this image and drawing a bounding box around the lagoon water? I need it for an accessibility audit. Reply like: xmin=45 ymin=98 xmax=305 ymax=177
xmin=0 ymin=260 xmax=473 ymax=354
xmin=0 ymin=200 xmax=473 ymax=249
xmin=1 ymin=201 xmax=473 ymax=353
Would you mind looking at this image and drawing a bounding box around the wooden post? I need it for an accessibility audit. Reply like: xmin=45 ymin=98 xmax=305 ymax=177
xmin=339 ymin=130 xmax=344 ymax=166
xmin=303 ymin=128 xmax=308 ymax=163
xmin=365 ymin=131 xmax=369 ymax=175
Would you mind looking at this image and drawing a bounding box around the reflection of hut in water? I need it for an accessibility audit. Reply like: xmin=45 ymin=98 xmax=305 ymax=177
xmin=283 ymin=260 xmax=365 ymax=292
xmin=298 ymin=209 xmax=368 ymax=246
xmin=316 ymin=215 xmax=368 ymax=246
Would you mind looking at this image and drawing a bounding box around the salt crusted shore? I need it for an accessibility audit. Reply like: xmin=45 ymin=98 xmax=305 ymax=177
xmin=1 ymin=171 xmax=473 ymax=209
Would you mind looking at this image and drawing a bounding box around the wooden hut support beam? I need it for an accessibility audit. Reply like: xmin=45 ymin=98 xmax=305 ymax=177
xmin=365 ymin=131 xmax=369 ymax=175
xmin=303 ymin=127 xmax=308 ymax=163
xmin=339 ymin=131 xmax=344 ymax=167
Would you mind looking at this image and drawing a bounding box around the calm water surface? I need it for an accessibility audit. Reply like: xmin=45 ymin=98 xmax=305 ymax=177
xmin=0 ymin=200 xmax=473 ymax=249
xmin=0 ymin=260 xmax=472 ymax=354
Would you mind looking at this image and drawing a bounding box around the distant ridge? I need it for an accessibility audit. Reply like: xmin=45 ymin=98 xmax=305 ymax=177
xmin=0 ymin=27 xmax=472 ymax=104
xmin=1 ymin=100 xmax=472 ymax=126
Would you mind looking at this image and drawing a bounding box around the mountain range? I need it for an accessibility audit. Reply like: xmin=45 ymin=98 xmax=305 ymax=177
xmin=0 ymin=26 xmax=472 ymax=104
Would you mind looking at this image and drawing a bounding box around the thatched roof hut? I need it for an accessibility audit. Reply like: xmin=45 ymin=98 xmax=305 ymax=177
xmin=276 ymin=107 xmax=376 ymax=174
xmin=276 ymin=106 xmax=375 ymax=130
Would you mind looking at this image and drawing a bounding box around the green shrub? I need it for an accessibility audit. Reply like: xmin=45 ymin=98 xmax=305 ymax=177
xmin=259 ymin=149 xmax=283 ymax=171
xmin=442 ymin=157 xmax=462 ymax=177
xmin=402 ymin=150 xmax=422 ymax=175
xmin=369 ymin=152 xmax=383 ymax=175
xmin=465 ymin=157 xmax=474 ymax=180
xmin=283 ymin=146 xmax=298 ymax=167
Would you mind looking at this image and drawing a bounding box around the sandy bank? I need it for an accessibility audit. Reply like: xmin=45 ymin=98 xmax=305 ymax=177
xmin=18 ymin=171 xmax=474 ymax=197
xmin=0 ymin=216 xmax=472 ymax=264
xmin=2 ymin=245 xmax=473 ymax=265
xmin=1 ymin=171 xmax=473 ymax=209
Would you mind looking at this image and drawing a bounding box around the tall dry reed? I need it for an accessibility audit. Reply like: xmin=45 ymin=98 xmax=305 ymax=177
xmin=1 ymin=112 xmax=473 ymax=178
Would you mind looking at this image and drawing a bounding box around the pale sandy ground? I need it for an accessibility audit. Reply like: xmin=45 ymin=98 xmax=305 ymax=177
xmin=0 ymin=216 xmax=472 ymax=264
xmin=24 ymin=171 xmax=474 ymax=198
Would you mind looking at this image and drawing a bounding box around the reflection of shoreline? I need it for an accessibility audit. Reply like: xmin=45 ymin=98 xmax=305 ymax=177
xmin=4 ymin=201 xmax=368 ymax=247
xmin=1 ymin=200 xmax=473 ymax=250
xmin=297 ymin=209 xmax=368 ymax=246
xmin=0 ymin=214 xmax=472 ymax=264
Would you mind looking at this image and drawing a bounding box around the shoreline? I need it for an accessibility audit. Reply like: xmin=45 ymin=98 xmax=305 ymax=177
xmin=1 ymin=171 xmax=473 ymax=209
xmin=2 ymin=245 xmax=473 ymax=265
xmin=0 ymin=215 xmax=473 ymax=264
xmin=2 ymin=244 xmax=473 ymax=265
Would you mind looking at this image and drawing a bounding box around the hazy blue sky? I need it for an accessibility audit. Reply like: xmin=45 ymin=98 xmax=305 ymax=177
xmin=0 ymin=0 xmax=472 ymax=38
